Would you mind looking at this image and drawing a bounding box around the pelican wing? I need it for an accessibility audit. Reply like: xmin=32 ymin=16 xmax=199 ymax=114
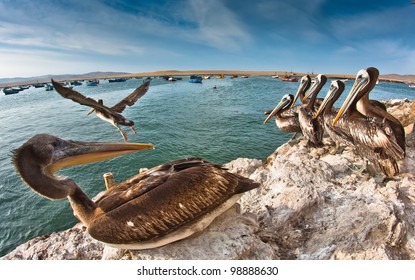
xmin=90 ymin=158 xmax=259 ymax=243
xmin=349 ymin=117 xmax=405 ymax=161
xmin=52 ymin=80 xmax=112 ymax=113
xmin=111 ymin=80 xmax=150 ymax=113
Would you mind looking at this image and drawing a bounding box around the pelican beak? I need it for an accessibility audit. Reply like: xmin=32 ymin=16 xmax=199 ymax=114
xmin=332 ymin=76 xmax=367 ymax=126
xmin=313 ymin=84 xmax=336 ymax=120
xmin=49 ymin=140 xmax=154 ymax=174
xmin=302 ymin=80 xmax=318 ymax=101
xmin=263 ymin=99 xmax=288 ymax=124
xmin=313 ymin=96 xmax=328 ymax=120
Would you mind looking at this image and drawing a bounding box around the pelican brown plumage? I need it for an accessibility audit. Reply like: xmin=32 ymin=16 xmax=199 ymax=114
xmin=52 ymin=80 xmax=150 ymax=142
xmin=297 ymin=74 xmax=327 ymax=147
xmin=332 ymin=67 xmax=405 ymax=177
xmin=13 ymin=134 xmax=260 ymax=249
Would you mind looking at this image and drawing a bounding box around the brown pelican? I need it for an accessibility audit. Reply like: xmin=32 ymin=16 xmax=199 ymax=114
xmin=263 ymin=94 xmax=301 ymax=133
xmin=13 ymin=134 xmax=260 ymax=249
xmin=263 ymin=75 xmax=312 ymax=140
xmin=313 ymin=80 xmax=352 ymax=153
xmin=298 ymin=74 xmax=327 ymax=147
xmin=52 ymin=80 xmax=150 ymax=142
xmin=332 ymin=67 xmax=405 ymax=177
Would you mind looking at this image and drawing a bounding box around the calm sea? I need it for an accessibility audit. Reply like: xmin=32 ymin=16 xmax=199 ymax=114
xmin=0 ymin=75 xmax=413 ymax=256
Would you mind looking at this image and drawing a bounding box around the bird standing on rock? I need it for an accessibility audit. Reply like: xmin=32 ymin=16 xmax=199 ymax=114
xmin=297 ymin=74 xmax=327 ymax=147
xmin=332 ymin=67 xmax=405 ymax=177
xmin=52 ymin=79 xmax=150 ymax=141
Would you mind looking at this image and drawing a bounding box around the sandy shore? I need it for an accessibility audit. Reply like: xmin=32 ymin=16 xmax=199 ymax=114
xmin=1 ymin=70 xmax=415 ymax=88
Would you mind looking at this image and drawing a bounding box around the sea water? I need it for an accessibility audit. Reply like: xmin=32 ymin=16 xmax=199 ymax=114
xmin=0 ymin=75 xmax=413 ymax=256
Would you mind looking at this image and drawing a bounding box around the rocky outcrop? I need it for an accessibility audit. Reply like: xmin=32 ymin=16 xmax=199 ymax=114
xmin=2 ymin=99 xmax=415 ymax=260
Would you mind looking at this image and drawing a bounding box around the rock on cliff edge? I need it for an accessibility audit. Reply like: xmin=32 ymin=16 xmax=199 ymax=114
xmin=2 ymin=99 xmax=415 ymax=260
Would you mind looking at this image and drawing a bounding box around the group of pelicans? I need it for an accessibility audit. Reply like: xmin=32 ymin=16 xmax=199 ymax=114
xmin=12 ymin=66 xmax=405 ymax=251
xmin=264 ymin=67 xmax=406 ymax=178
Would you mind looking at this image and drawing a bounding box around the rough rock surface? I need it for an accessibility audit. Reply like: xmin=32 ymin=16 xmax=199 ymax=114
xmin=2 ymin=99 xmax=415 ymax=260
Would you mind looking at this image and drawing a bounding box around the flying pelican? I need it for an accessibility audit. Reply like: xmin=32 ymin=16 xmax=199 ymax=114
xmin=298 ymin=74 xmax=327 ymax=147
xmin=52 ymin=80 xmax=150 ymax=142
xmin=13 ymin=134 xmax=260 ymax=249
xmin=332 ymin=68 xmax=405 ymax=177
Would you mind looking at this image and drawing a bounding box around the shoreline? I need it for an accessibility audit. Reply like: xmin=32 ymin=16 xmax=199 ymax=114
xmin=1 ymin=70 xmax=414 ymax=88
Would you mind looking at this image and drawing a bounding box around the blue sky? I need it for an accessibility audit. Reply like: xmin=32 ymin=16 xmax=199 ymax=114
xmin=0 ymin=0 xmax=414 ymax=78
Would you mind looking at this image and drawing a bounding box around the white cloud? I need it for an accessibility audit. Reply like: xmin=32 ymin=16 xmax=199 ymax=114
xmin=177 ymin=0 xmax=252 ymax=50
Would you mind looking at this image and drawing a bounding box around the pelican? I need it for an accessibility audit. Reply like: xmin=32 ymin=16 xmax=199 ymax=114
xmin=263 ymin=75 xmax=311 ymax=139
xmin=52 ymin=80 xmax=150 ymax=142
xmin=263 ymin=94 xmax=301 ymax=133
xmin=312 ymin=80 xmax=352 ymax=153
xmin=332 ymin=67 xmax=405 ymax=177
xmin=298 ymin=74 xmax=327 ymax=147
xmin=13 ymin=134 xmax=260 ymax=249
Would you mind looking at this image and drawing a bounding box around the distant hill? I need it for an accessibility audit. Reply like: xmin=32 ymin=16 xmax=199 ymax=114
xmin=0 ymin=71 xmax=130 ymax=86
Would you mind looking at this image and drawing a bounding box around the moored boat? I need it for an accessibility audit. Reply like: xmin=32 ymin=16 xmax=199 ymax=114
xmin=87 ymin=80 xmax=99 ymax=86
xmin=189 ymin=75 xmax=203 ymax=83
xmin=280 ymin=76 xmax=299 ymax=82
xmin=3 ymin=87 xmax=20 ymax=95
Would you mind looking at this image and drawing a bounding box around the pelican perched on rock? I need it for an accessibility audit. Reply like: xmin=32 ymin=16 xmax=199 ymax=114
xmin=13 ymin=134 xmax=260 ymax=249
xmin=263 ymin=75 xmax=311 ymax=139
xmin=297 ymin=74 xmax=327 ymax=147
xmin=333 ymin=67 xmax=405 ymax=177
xmin=313 ymin=80 xmax=351 ymax=153
xmin=263 ymin=94 xmax=301 ymax=133
xmin=52 ymin=80 xmax=150 ymax=142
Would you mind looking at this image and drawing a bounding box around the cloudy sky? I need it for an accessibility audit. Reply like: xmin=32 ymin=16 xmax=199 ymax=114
xmin=0 ymin=0 xmax=414 ymax=78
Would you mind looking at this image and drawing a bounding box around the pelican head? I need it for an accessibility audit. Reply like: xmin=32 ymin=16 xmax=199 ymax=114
xmin=263 ymin=94 xmax=294 ymax=124
xmin=303 ymin=74 xmax=328 ymax=101
xmin=290 ymin=75 xmax=311 ymax=108
xmin=13 ymin=134 xmax=154 ymax=200
xmin=332 ymin=67 xmax=379 ymax=126
xmin=313 ymin=80 xmax=345 ymax=120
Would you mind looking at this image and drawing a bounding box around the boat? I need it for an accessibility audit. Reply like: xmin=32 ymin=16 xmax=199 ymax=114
xmin=241 ymin=75 xmax=249 ymax=78
xmin=168 ymin=77 xmax=178 ymax=82
xmin=189 ymin=75 xmax=203 ymax=83
xmin=45 ymin=84 xmax=54 ymax=91
xmin=409 ymin=84 xmax=415 ymax=88
xmin=87 ymin=80 xmax=98 ymax=86
xmin=203 ymin=75 xmax=211 ymax=79
xmin=3 ymin=87 xmax=20 ymax=95
xmin=216 ymin=74 xmax=224 ymax=79
xmin=108 ymin=78 xmax=127 ymax=83
xmin=280 ymin=76 xmax=299 ymax=82
xmin=271 ymin=75 xmax=279 ymax=79
xmin=33 ymin=83 xmax=45 ymax=88
xmin=70 ymin=81 xmax=82 ymax=86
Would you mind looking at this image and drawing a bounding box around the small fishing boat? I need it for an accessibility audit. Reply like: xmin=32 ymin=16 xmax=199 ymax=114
xmin=108 ymin=78 xmax=127 ymax=83
xmin=70 ymin=81 xmax=82 ymax=86
xmin=3 ymin=87 xmax=20 ymax=95
xmin=409 ymin=84 xmax=415 ymax=89
xmin=33 ymin=83 xmax=45 ymax=88
xmin=45 ymin=84 xmax=54 ymax=91
xmin=280 ymin=76 xmax=299 ymax=82
xmin=87 ymin=80 xmax=98 ymax=86
xmin=189 ymin=75 xmax=203 ymax=83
